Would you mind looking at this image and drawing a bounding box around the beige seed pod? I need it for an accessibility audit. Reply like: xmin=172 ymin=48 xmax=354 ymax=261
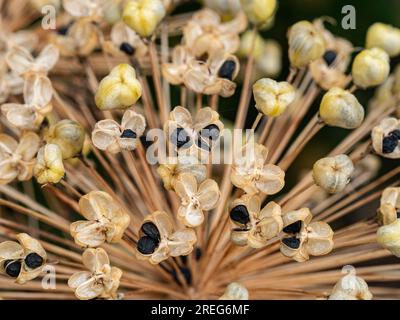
xmin=45 ymin=119 xmax=85 ymax=159
xmin=377 ymin=187 xmax=400 ymax=226
xmin=252 ymin=78 xmax=296 ymax=117
xmin=288 ymin=20 xmax=326 ymax=68
xmin=219 ymin=282 xmax=249 ymax=300
xmin=34 ymin=144 xmax=65 ymax=184
xmin=240 ymin=0 xmax=277 ymax=27
xmin=377 ymin=219 xmax=400 ymax=257
xmin=329 ymin=267 xmax=373 ymax=300
xmin=95 ymin=63 xmax=142 ymax=110
xmin=352 ymin=48 xmax=390 ymax=89
xmin=371 ymin=117 xmax=400 ymax=159
xmin=312 ymin=154 xmax=354 ymax=194
xmin=123 ymin=0 xmax=166 ymax=38
xmin=319 ymin=87 xmax=364 ymax=129
xmin=366 ymin=23 xmax=400 ymax=57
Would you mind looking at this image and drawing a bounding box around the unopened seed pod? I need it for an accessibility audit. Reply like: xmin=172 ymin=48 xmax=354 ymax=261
xmin=329 ymin=268 xmax=373 ymax=300
xmin=319 ymin=87 xmax=364 ymax=129
xmin=240 ymin=0 xmax=277 ymax=27
xmin=366 ymin=23 xmax=400 ymax=57
xmin=352 ymin=48 xmax=390 ymax=89
xmin=377 ymin=187 xmax=400 ymax=226
xmin=219 ymin=282 xmax=249 ymax=300
xmin=45 ymin=119 xmax=85 ymax=159
xmin=253 ymin=78 xmax=296 ymax=117
xmin=377 ymin=220 xmax=400 ymax=257
xmin=123 ymin=0 xmax=166 ymax=38
xmin=312 ymin=154 xmax=354 ymax=194
xmin=288 ymin=20 xmax=326 ymax=68
xmin=34 ymin=144 xmax=65 ymax=184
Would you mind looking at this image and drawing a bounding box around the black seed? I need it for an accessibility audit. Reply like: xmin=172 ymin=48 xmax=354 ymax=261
xmin=195 ymin=247 xmax=202 ymax=261
xmin=218 ymin=60 xmax=236 ymax=80
xmin=382 ymin=135 xmax=398 ymax=154
xmin=230 ymin=205 xmax=250 ymax=225
xmin=141 ymin=222 xmax=160 ymax=242
xmin=283 ymin=220 xmax=302 ymax=234
xmin=4 ymin=260 xmax=21 ymax=278
xmin=120 ymin=129 xmax=137 ymax=139
xmin=200 ymin=124 xmax=220 ymax=141
xmin=389 ymin=130 xmax=400 ymax=140
xmin=195 ymin=136 xmax=211 ymax=151
xmin=24 ymin=253 xmax=44 ymax=269
xmin=323 ymin=50 xmax=337 ymax=66
xmin=170 ymin=127 xmax=191 ymax=149
xmin=137 ymin=236 xmax=158 ymax=254
xmin=57 ymin=25 xmax=70 ymax=35
xmin=180 ymin=255 xmax=188 ymax=265
xmin=140 ymin=135 xmax=153 ymax=149
xmin=282 ymin=237 xmax=301 ymax=249
xmin=119 ymin=42 xmax=135 ymax=56
xmin=397 ymin=210 xmax=400 ymax=219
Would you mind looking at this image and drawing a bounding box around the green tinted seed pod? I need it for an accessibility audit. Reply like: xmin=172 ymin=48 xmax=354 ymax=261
xmin=377 ymin=219 xmax=400 ymax=257
xmin=319 ymin=87 xmax=364 ymax=129
xmin=366 ymin=23 xmax=400 ymax=57
xmin=352 ymin=48 xmax=390 ymax=89
xmin=45 ymin=120 xmax=85 ymax=159
xmin=240 ymin=0 xmax=277 ymax=27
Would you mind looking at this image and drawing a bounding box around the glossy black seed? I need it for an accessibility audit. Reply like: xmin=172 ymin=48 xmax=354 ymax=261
xmin=323 ymin=50 xmax=337 ymax=66
xmin=137 ymin=236 xmax=158 ymax=254
xmin=389 ymin=130 xmax=400 ymax=140
xmin=195 ymin=136 xmax=211 ymax=151
xmin=25 ymin=253 xmax=44 ymax=269
xmin=230 ymin=205 xmax=250 ymax=225
xmin=140 ymin=135 xmax=153 ymax=149
xmin=282 ymin=237 xmax=301 ymax=249
xmin=382 ymin=135 xmax=398 ymax=154
xmin=141 ymin=222 xmax=160 ymax=241
xmin=57 ymin=25 xmax=70 ymax=35
xmin=4 ymin=260 xmax=21 ymax=278
xmin=119 ymin=42 xmax=135 ymax=55
xmin=283 ymin=220 xmax=302 ymax=234
xmin=218 ymin=60 xmax=236 ymax=80
xmin=200 ymin=124 xmax=220 ymax=141
xmin=120 ymin=129 xmax=137 ymax=139
xmin=171 ymin=127 xmax=191 ymax=149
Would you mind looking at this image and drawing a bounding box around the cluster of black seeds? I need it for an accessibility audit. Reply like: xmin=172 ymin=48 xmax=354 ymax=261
xmin=382 ymin=130 xmax=400 ymax=154
xmin=3 ymin=252 xmax=44 ymax=278
xmin=137 ymin=222 xmax=161 ymax=254
xmin=282 ymin=220 xmax=302 ymax=249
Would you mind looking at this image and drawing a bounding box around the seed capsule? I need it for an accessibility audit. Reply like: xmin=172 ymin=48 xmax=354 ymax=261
xmin=95 ymin=63 xmax=142 ymax=110
xmin=329 ymin=267 xmax=373 ymax=300
xmin=288 ymin=20 xmax=326 ymax=68
xmin=4 ymin=260 xmax=21 ymax=278
xmin=312 ymin=154 xmax=354 ymax=194
xmin=372 ymin=117 xmax=400 ymax=159
xmin=45 ymin=119 xmax=85 ymax=160
xmin=377 ymin=219 xmax=400 ymax=257
xmin=200 ymin=124 xmax=220 ymax=141
xmin=352 ymin=48 xmax=390 ymax=89
xmin=240 ymin=0 xmax=277 ymax=26
xmin=366 ymin=22 xmax=400 ymax=57
xmin=34 ymin=144 xmax=65 ymax=185
xmin=253 ymin=78 xmax=296 ymax=117
xmin=24 ymin=252 xmax=44 ymax=269
xmin=141 ymin=222 xmax=160 ymax=242
xmin=219 ymin=282 xmax=249 ymax=300
xmin=137 ymin=236 xmax=158 ymax=254
xmin=170 ymin=127 xmax=191 ymax=149
xmin=123 ymin=0 xmax=166 ymax=38
xmin=319 ymin=87 xmax=364 ymax=129
xmin=230 ymin=205 xmax=251 ymax=225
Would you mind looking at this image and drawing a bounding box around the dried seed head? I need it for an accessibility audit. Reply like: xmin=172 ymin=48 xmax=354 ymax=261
xmin=34 ymin=144 xmax=65 ymax=185
xmin=240 ymin=0 xmax=277 ymax=26
xmin=329 ymin=267 xmax=373 ymax=300
xmin=352 ymin=48 xmax=390 ymax=89
xmin=95 ymin=63 xmax=142 ymax=110
xmin=253 ymin=78 xmax=296 ymax=117
xmin=312 ymin=154 xmax=354 ymax=194
xmin=371 ymin=117 xmax=400 ymax=159
xmin=219 ymin=282 xmax=249 ymax=300
xmin=377 ymin=187 xmax=400 ymax=226
xmin=70 ymin=191 xmax=131 ymax=248
xmin=366 ymin=23 xmax=400 ymax=57
xmin=122 ymin=0 xmax=166 ymax=38
xmin=288 ymin=20 xmax=326 ymax=68
xmin=68 ymin=248 xmax=122 ymax=300
xmin=377 ymin=219 xmax=400 ymax=257
xmin=45 ymin=119 xmax=85 ymax=159
xmin=319 ymin=87 xmax=364 ymax=129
